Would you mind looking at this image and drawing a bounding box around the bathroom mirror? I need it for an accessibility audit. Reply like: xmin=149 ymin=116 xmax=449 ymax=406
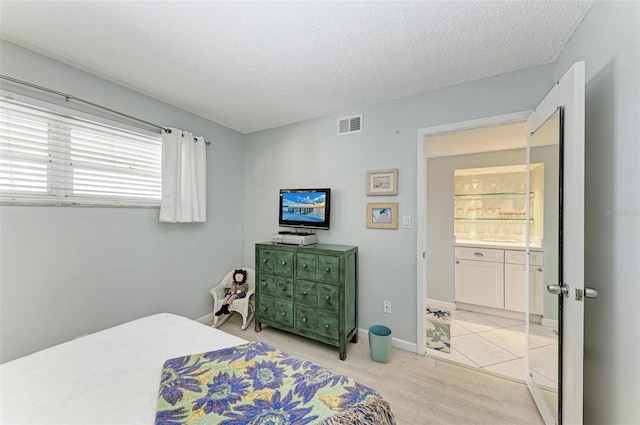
xmin=527 ymin=107 xmax=561 ymax=423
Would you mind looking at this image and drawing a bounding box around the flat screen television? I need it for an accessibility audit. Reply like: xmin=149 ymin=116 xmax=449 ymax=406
xmin=279 ymin=188 xmax=331 ymax=230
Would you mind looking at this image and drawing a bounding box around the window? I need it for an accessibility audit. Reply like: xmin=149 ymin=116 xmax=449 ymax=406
xmin=0 ymin=96 xmax=162 ymax=206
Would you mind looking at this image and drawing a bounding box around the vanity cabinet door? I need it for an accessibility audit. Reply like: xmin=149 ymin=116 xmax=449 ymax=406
xmin=504 ymin=264 xmax=544 ymax=314
xmin=504 ymin=249 xmax=544 ymax=314
xmin=455 ymin=259 xmax=504 ymax=309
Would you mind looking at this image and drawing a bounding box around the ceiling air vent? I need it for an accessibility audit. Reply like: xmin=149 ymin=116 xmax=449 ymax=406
xmin=337 ymin=114 xmax=363 ymax=136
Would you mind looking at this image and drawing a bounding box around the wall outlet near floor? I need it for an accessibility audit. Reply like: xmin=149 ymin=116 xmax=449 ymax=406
xmin=383 ymin=300 xmax=392 ymax=314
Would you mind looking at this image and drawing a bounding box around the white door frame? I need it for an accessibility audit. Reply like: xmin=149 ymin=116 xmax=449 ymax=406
xmin=416 ymin=110 xmax=531 ymax=355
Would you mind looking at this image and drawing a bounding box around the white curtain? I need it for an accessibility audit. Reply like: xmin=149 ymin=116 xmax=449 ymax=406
xmin=159 ymin=128 xmax=207 ymax=223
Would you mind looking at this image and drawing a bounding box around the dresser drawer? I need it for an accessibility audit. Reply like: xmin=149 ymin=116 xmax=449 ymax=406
xmin=297 ymin=253 xmax=317 ymax=280
xmin=455 ymin=246 xmax=504 ymax=263
xmin=274 ymin=300 xmax=294 ymax=327
xmin=257 ymin=248 xmax=294 ymax=276
xmin=257 ymin=273 xmax=276 ymax=297
xmin=275 ymin=251 xmax=294 ymax=276
xmin=295 ymin=306 xmax=317 ymax=333
xmin=317 ymin=310 xmax=339 ymax=339
xmin=257 ymin=249 xmax=276 ymax=273
xmin=296 ymin=253 xmax=341 ymax=283
xmin=505 ymin=249 xmax=543 ymax=266
xmin=317 ymin=255 xmax=340 ymax=283
xmin=317 ymin=283 xmax=339 ymax=312
xmin=295 ymin=279 xmax=317 ymax=307
xmin=275 ymin=276 xmax=293 ymax=300
xmin=258 ymin=296 xmax=275 ymax=321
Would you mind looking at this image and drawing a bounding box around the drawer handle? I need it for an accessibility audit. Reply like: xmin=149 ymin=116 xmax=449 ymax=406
xmin=474 ymin=252 xmax=484 ymax=257
xmin=302 ymin=263 xmax=307 ymax=268
xmin=538 ymin=267 xmax=543 ymax=272
xmin=324 ymin=324 xmax=330 ymax=329
xmin=303 ymin=290 xmax=308 ymax=295
xmin=262 ymin=306 xmax=268 ymax=311
xmin=302 ymin=317 xmax=307 ymax=323
xmin=456 ymin=260 xmax=460 ymax=264
xmin=263 ymin=259 xmax=268 ymax=263
xmin=281 ymin=261 xmax=287 ymax=266
xmin=325 ymin=295 xmax=330 ymax=301
xmin=281 ymin=286 xmax=287 ymax=291
xmin=325 ymin=267 xmax=330 ymax=272
xmin=262 ymin=281 xmax=268 ymax=286
xmin=281 ymin=312 xmax=286 ymax=317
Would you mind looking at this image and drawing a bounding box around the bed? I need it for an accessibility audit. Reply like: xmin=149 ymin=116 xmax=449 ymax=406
xmin=0 ymin=313 xmax=394 ymax=425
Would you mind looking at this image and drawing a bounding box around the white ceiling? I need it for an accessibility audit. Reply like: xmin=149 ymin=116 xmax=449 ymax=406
xmin=0 ymin=1 xmax=593 ymax=134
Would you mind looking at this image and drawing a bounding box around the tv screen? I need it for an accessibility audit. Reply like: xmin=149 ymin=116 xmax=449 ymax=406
xmin=279 ymin=188 xmax=331 ymax=230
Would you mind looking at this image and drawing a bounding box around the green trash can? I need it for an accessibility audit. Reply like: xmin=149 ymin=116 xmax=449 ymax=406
xmin=368 ymin=325 xmax=392 ymax=363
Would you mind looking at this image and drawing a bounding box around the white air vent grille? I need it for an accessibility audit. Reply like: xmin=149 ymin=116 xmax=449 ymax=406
xmin=337 ymin=114 xmax=363 ymax=136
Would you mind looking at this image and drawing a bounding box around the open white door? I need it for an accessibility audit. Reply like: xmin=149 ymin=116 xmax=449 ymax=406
xmin=526 ymin=62 xmax=595 ymax=424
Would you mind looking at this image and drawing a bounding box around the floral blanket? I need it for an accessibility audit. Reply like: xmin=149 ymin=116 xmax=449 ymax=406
xmin=155 ymin=341 xmax=395 ymax=425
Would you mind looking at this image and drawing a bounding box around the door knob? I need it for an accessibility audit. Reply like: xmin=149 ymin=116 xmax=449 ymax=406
xmin=547 ymin=284 xmax=570 ymax=296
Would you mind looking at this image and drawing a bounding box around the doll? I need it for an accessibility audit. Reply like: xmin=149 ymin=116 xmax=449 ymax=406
xmin=215 ymin=269 xmax=248 ymax=316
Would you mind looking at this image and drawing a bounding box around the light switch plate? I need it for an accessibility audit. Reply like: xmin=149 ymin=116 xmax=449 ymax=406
xmin=402 ymin=216 xmax=411 ymax=228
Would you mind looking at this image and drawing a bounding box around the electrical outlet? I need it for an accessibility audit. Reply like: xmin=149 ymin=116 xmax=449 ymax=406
xmin=383 ymin=300 xmax=391 ymax=314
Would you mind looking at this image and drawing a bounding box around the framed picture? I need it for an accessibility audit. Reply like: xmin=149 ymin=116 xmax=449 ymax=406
xmin=366 ymin=169 xmax=398 ymax=196
xmin=367 ymin=202 xmax=398 ymax=229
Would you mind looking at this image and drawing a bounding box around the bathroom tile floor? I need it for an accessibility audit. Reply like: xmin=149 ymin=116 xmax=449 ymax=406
xmin=427 ymin=309 xmax=558 ymax=390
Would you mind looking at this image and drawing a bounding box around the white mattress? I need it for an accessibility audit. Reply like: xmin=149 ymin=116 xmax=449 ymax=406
xmin=0 ymin=313 xmax=248 ymax=425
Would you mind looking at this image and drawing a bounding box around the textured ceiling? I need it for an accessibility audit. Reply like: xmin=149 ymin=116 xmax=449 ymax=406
xmin=0 ymin=1 xmax=593 ymax=134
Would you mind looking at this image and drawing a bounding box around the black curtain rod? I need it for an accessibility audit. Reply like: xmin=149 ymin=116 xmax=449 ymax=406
xmin=0 ymin=74 xmax=211 ymax=146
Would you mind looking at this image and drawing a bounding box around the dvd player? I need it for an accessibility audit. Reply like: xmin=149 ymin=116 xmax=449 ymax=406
xmin=271 ymin=233 xmax=318 ymax=245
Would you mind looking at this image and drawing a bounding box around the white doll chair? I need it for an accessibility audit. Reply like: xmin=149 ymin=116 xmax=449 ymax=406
xmin=209 ymin=267 xmax=255 ymax=330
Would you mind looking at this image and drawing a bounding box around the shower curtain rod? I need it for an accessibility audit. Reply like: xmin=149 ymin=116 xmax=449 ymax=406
xmin=0 ymin=74 xmax=211 ymax=146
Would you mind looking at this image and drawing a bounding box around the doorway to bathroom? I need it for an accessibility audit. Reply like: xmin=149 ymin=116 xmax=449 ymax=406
xmin=427 ymin=119 xmax=524 ymax=373
xmin=416 ymin=113 xmax=559 ymax=390
xmin=417 ymin=62 xmax=587 ymax=424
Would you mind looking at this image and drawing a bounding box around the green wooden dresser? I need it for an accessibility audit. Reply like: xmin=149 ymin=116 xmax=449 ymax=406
xmin=254 ymin=242 xmax=358 ymax=360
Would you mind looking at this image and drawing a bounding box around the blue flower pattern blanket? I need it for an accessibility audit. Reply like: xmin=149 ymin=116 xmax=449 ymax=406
xmin=155 ymin=341 xmax=395 ymax=425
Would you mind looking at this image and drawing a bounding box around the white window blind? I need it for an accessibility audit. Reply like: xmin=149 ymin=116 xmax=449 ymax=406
xmin=0 ymin=96 xmax=162 ymax=206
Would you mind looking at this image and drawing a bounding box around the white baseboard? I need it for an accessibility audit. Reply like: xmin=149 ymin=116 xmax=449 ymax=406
xmin=455 ymin=302 xmax=524 ymax=320
xmin=455 ymin=302 xmax=544 ymax=323
xmin=357 ymin=327 xmax=417 ymax=353
xmin=541 ymin=317 xmax=558 ymax=328
xmin=197 ymin=312 xmax=419 ymax=354
xmin=426 ymin=299 xmax=456 ymax=311
xmin=196 ymin=312 xmax=214 ymax=324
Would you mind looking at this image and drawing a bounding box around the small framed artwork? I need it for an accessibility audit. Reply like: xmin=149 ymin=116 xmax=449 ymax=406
xmin=367 ymin=202 xmax=398 ymax=229
xmin=366 ymin=169 xmax=398 ymax=196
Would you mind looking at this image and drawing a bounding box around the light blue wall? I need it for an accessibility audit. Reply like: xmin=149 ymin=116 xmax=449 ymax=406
xmin=0 ymin=41 xmax=246 ymax=363
xmin=3 ymin=4 xmax=637 ymax=420
xmin=554 ymin=2 xmax=640 ymax=424
xmin=244 ymin=65 xmax=555 ymax=344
